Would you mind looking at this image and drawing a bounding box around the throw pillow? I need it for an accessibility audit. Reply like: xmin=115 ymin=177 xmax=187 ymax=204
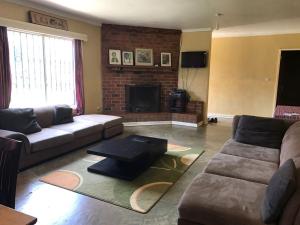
xmin=54 ymin=105 xmax=74 ymax=125
xmin=235 ymin=115 xmax=285 ymax=149
xmin=261 ymin=159 xmax=297 ymax=223
xmin=0 ymin=108 xmax=42 ymax=134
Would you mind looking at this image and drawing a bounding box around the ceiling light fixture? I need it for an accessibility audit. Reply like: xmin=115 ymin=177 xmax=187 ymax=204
xmin=215 ymin=13 xmax=224 ymax=30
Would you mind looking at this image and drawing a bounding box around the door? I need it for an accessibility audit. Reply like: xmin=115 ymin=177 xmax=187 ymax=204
xmin=277 ymin=50 xmax=300 ymax=106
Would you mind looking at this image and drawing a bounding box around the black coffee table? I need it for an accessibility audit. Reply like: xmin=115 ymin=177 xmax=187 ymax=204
xmin=87 ymin=135 xmax=168 ymax=180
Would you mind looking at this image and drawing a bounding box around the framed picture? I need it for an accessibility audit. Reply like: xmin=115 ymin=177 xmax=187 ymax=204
xmin=161 ymin=53 xmax=171 ymax=67
xmin=109 ymin=49 xmax=121 ymax=65
xmin=135 ymin=48 xmax=153 ymax=66
xmin=122 ymin=51 xmax=134 ymax=65
xmin=29 ymin=11 xmax=68 ymax=30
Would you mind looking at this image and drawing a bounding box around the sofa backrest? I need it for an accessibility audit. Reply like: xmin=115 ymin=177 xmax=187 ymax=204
xmin=280 ymin=121 xmax=300 ymax=166
xmin=33 ymin=106 xmax=55 ymax=128
xmin=232 ymin=115 xmax=294 ymax=140
xmin=232 ymin=115 xmax=241 ymax=139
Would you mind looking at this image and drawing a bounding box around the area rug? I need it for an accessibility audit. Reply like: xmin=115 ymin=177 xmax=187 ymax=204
xmin=40 ymin=143 xmax=204 ymax=213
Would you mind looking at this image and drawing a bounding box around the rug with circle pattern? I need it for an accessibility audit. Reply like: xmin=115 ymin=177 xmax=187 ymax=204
xmin=40 ymin=143 xmax=204 ymax=213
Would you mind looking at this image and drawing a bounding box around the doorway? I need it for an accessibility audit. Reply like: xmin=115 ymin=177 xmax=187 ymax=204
xmin=276 ymin=50 xmax=300 ymax=106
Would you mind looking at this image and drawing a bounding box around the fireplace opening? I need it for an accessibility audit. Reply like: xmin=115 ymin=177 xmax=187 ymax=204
xmin=125 ymin=84 xmax=161 ymax=112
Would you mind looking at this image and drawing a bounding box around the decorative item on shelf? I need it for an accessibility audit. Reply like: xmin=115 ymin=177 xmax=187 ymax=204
xmin=161 ymin=52 xmax=171 ymax=67
xmin=109 ymin=49 xmax=121 ymax=65
xmin=28 ymin=11 xmax=68 ymax=30
xmin=168 ymin=89 xmax=190 ymax=113
xmin=135 ymin=48 xmax=153 ymax=66
xmin=122 ymin=51 xmax=134 ymax=65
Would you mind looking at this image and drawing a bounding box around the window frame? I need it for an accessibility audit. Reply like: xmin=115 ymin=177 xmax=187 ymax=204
xmin=7 ymin=28 xmax=77 ymax=108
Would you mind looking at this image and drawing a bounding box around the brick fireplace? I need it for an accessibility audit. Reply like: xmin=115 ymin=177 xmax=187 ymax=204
xmin=101 ymin=24 xmax=181 ymax=114
xmin=101 ymin=24 xmax=204 ymax=125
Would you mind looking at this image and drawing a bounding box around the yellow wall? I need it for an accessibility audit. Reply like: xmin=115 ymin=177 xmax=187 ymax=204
xmin=0 ymin=1 xmax=102 ymax=113
xmin=208 ymin=34 xmax=300 ymax=117
xmin=178 ymin=31 xmax=212 ymax=122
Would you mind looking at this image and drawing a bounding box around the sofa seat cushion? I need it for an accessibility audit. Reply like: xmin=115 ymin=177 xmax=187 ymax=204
xmin=27 ymin=128 xmax=74 ymax=153
xmin=178 ymin=173 xmax=267 ymax=225
xmin=221 ymin=139 xmax=280 ymax=164
xmin=104 ymin=124 xmax=124 ymax=139
xmin=75 ymin=114 xmax=123 ymax=128
xmin=204 ymin=153 xmax=278 ymax=184
xmin=50 ymin=120 xmax=103 ymax=138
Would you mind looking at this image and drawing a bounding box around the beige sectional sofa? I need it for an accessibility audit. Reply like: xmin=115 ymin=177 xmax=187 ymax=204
xmin=178 ymin=116 xmax=300 ymax=225
xmin=0 ymin=106 xmax=123 ymax=170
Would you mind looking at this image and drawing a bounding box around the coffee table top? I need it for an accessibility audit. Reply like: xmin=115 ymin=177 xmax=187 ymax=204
xmin=87 ymin=135 xmax=167 ymax=162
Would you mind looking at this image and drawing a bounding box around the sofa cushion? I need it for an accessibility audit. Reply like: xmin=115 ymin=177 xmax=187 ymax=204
xmin=104 ymin=124 xmax=124 ymax=139
xmin=204 ymin=153 xmax=278 ymax=184
xmin=0 ymin=108 xmax=41 ymax=134
xmin=27 ymin=128 xmax=74 ymax=153
xmin=54 ymin=105 xmax=74 ymax=125
xmin=235 ymin=115 xmax=285 ymax=149
xmin=278 ymin=157 xmax=300 ymax=225
xmin=178 ymin=173 xmax=266 ymax=225
xmin=221 ymin=139 xmax=280 ymax=164
xmin=280 ymin=121 xmax=300 ymax=165
xmin=50 ymin=120 xmax=103 ymax=138
xmin=261 ymin=159 xmax=297 ymax=223
xmin=34 ymin=106 xmax=55 ymax=128
xmin=75 ymin=114 xmax=123 ymax=128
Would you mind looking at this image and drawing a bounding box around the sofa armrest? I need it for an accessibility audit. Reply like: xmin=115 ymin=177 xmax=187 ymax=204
xmin=0 ymin=129 xmax=30 ymax=154
xmin=232 ymin=115 xmax=241 ymax=139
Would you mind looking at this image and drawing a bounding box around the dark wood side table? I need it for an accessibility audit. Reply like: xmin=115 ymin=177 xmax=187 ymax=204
xmin=0 ymin=204 xmax=37 ymax=225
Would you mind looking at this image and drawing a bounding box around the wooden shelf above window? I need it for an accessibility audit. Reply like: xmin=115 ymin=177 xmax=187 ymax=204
xmin=106 ymin=65 xmax=177 ymax=73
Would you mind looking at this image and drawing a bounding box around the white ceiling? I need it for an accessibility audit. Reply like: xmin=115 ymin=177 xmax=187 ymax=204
xmin=6 ymin=0 xmax=300 ymax=36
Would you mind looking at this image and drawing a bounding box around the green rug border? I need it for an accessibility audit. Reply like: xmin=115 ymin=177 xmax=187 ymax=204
xmin=40 ymin=149 xmax=205 ymax=214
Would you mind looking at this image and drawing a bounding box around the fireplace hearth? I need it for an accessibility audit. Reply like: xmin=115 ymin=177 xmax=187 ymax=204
xmin=125 ymin=84 xmax=161 ymax=112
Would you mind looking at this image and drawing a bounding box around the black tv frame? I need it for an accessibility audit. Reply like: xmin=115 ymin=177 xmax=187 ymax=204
xmin=181 ymin=51 xmax=207 ymax=68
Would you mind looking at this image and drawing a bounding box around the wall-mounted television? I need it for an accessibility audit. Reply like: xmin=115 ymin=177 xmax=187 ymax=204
xmin=181 ymin=51 xmax=207 ymax=68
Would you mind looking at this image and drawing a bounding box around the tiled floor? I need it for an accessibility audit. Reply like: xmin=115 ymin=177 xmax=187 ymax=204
xmin=16 ymin=120 xmax=232 ymax=225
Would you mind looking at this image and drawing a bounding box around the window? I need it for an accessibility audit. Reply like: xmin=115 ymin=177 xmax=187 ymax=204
xmin=7 ymin=30 xmax=76 ymax=108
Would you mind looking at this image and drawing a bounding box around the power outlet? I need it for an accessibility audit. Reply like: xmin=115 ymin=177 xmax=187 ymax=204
xmin=96 ymin=106 xmax=101 ymax=113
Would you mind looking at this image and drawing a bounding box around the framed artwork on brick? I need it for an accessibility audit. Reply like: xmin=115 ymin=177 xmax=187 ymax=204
xmin=122 ymin=51 xmax=134 ymax=65
xmin=109 ymin=49 xmax=121 ymax=65
xmin=161 ymin=52 xmax=171 ymax=67
xmin=135 ymin=48 xmax=153 ymax=66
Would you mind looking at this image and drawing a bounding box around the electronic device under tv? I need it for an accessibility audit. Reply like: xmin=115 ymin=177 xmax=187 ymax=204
xmin=181 ymin=51 xmax=207 ymax=68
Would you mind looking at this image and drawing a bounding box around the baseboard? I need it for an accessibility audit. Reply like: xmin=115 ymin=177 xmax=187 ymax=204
xmin=124 ymin=121 xmax=171 ymax=126
xmin=172 ymin=121 xmax=202 ymax=127
xmin=208 ymin=113 xmax=234 ymax=119
xmin=123 ymin=121 xmax=202 ymax=128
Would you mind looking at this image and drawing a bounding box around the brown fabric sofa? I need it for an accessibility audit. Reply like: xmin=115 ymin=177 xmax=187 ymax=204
xmin=178 ymin=116 xmax=300 ymax=225
xmin=0 ymin=106 xmax=123 ymax=170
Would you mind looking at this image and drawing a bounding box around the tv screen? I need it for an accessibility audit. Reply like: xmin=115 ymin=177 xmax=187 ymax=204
xmin=181 ymin=51 xmax=207 ymax=68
